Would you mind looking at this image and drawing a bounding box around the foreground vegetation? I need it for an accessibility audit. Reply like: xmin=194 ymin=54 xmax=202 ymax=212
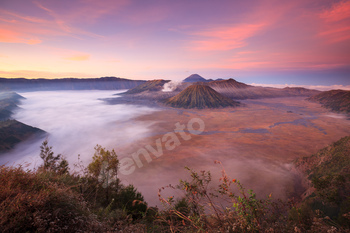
xmin=1 ymin=138 xmax=349 ymax=232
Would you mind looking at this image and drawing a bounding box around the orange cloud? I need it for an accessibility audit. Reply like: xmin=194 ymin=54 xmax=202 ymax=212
xmin=64 ymin=54 xmax=90 ymax=61
xmin=189 ymin=24 xmax=265 ymax=51
xmin=0 ymin=28 xmax=42 ymax=44
xmin=0 ymin=70 xmax=94 ymax=79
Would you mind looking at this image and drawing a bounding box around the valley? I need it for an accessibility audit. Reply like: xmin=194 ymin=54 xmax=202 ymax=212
xmin=112 ymin=97 xmax=350 ymax=206
xmin=0 ymin=76 xmax=349 ymax=209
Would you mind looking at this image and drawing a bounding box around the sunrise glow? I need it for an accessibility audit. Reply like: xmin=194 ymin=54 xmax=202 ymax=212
xmin=0 ymin=0 xmax=349 ymax=85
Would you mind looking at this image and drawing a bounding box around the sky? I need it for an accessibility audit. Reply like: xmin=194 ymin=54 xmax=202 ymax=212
xmin=0 ymin=0 xmax=349 ymax=86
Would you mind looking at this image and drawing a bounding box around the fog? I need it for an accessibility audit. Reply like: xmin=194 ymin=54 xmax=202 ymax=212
xmin=121 ymin=145 xmax=299 ymax=207
xmin=0 ymin=91 xmax=305 ymax=207
xmin=0 ymin=90 xmax=159 ymax=168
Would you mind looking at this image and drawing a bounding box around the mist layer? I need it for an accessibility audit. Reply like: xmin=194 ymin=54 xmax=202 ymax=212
xmin=0 ymin=90 xmax=159 ymax=168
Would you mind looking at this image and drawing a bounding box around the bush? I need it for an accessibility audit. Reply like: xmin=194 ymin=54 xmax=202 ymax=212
xmin=0 ymin=165 xmax=106 ymax=232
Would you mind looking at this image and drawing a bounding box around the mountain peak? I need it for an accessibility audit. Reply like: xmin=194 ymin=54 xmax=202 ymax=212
xmin=164 ymin=84 xmax=240 ymax=109
xmin=208 ymin=78 xmax=250 ymax=89
xmin=183 ymin=74 xmax=208 ymax=83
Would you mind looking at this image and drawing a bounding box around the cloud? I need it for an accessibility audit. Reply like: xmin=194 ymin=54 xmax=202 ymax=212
xmin=0 ymin=90 xmax=159 ymax=169
xmin=64 ymin=54 xmax=90 ymax=61
xmin=250 ymin=83 xmax=350 ymax=91
xmin=0 ymin=70 xmax=95 ymax=79
xmin=0 ymin=2 xmax=106 ymax=45
xmin=318 ymin=1 xmax=350 ymax=43
xmin=188 ymin=23 xmax=266 ymax=51
xmin=0 ymin=28 xmax=42 ymax=44
xmin=320 ymin=0 xmax=350 ymax=22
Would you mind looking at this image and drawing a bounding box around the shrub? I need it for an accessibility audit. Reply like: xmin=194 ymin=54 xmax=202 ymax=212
xmin=0 ymin=165 xmax=106 ymax=232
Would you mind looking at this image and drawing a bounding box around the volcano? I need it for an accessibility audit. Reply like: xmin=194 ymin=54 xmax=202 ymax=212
xmin=124 ymin=79 xmax=170 ymax=94
xmin=164 ymin=84 xmax=240 ymax=109
xmin=183 ymin=74 xmax=208 ymax=83
xmin=208 ymin=78 xmax=250 ymax=90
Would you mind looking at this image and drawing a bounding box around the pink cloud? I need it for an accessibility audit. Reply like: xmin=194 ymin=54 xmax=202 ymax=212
xmin=0 ymin=4 xmax=106 ymax=45
xmin=318 ymin=1 xmax=350 ymax=43
xmin=320 ymin=0 xmax=350 ymax=22
xmin=189 ymin=24 xmax=266 ymax=51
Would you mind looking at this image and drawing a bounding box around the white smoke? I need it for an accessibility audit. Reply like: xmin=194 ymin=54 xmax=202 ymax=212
xmin=162 ymin=81 xmax=181 ymax=92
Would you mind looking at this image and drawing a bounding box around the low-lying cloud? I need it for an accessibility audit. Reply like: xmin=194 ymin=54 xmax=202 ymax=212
xmin=0 ymin=90 xmax=159 ymax=168
xmin=0 ymin=91 xmax=305 ymax=206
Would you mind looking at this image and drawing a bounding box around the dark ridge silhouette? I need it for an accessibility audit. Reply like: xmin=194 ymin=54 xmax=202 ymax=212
xmin=124 ymin=79 xmax=170 ymax=94
xmin=307 ymin=90 xmax=350 ymax=113
xmin=0 ymin=92 xmax=24 ymax=121
xmin=0 ymin=119 xmax=45 ymax=152
xmin=0 ymin=91 xmax=46 ymax=153
xmin=164 ymin=84 xmax=240 ymax=109
xmin=183 ymin=74 xmax=209 ymax=83
xmin=0 ymin=77 xmax=146 ymax=91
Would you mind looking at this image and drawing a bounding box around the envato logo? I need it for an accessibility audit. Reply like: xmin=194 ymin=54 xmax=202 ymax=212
xmin=98 ymin=161 xmax=117 ymax=188
xmin=119 ymin=117 xmax=205 ymax=175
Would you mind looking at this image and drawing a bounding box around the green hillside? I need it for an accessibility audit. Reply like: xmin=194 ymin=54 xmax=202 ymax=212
xmin=295 ymin=136 xmax=350 ymax=225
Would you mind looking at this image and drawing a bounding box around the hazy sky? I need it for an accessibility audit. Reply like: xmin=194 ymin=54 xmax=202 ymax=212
xmin=0 ymin=0 xmax=349 ymax=85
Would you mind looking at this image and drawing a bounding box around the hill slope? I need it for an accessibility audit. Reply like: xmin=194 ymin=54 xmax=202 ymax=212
xmin=307 ymin=90 xmax=350 ymax=113
xmin=0 ymin=120 xmax=45 ymax=152
xmin=0 ymin=92 xmax=24 ymax=120
xmin=124 ymin=79 xmax=170 ymax=94
xmin=164 ymin=84 xmax=240 ymax=109
xmin=295 ymin=136 xmax=350 ymax=222
xmin=0 ymin=91 xmax=45 ymax=153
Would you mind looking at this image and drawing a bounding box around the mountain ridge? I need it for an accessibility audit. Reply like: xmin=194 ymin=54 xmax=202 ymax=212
xmin=307 ymin=89 xmax=350 ymax=113
xmin=123 ymin=79 xmax=170 ymax=94
xmin=0 ymin=77 xmax=146 ymax=91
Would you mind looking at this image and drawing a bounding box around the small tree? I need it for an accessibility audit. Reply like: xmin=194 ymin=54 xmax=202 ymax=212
xmin=39 ymin=140 xmax=69 ymax=174
xmin=114 ymin=184 xmax=148 ymax=220
xmin=87 ymin=145 xmax=120 ymax=202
